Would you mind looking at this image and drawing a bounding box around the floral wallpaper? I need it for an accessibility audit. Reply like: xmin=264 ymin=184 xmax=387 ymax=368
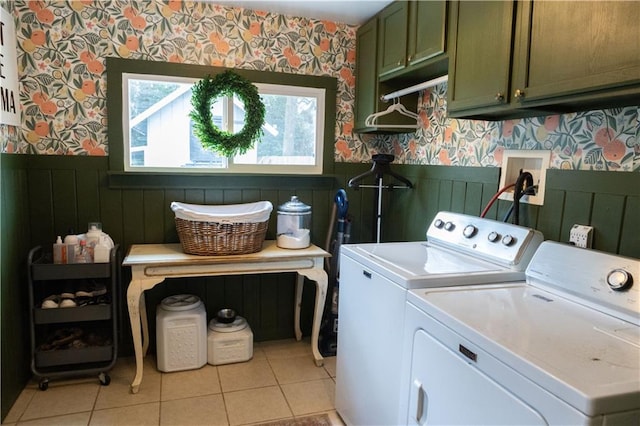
xmin=2 ymin=0 xmax=638 ymax=173
xmin=2 ymin=0 xmax=357 ymax=156
xmin=355 ymin=84 xmax=639 ymax=172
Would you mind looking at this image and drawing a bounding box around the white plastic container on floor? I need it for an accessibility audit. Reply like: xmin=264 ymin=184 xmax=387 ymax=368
xmin=156 ymin=294 xmax=207 ymax=372
xmin=207 ymin=316 xmax=253 ymax=365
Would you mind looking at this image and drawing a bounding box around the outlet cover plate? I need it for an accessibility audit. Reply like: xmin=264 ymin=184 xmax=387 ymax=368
xmin=498 ymin=150 xmax=551 ymax=206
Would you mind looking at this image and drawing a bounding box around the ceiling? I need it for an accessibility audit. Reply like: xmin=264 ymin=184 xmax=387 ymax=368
xmin=209 ymin=0 xmax=393 ymax=25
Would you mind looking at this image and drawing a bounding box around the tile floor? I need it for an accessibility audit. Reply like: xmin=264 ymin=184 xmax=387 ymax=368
xmin=3 ymin=339 xmax=344 ymax=426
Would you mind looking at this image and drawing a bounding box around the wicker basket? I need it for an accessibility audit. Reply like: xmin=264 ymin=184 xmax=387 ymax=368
xmin=171 ymin=201 xmax=272 ymax=256
xmin=175 ymin=217 xmax=269 ymax=256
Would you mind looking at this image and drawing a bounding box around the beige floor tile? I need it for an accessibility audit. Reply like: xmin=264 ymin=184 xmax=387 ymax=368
xmin=160 ymin=365 xmax=221 ymax=401
xmin=94 ymin=371 xmax=161 ymax=410
xmin=2 ymin=387 xmax=35 ymax=423
xmin=268 ymin=355 xmax=329 ymax=384
xmin=89 ymin=402 xmax=159 ymax=426
xmin=16 ymin=412 xmax=91 ymax=425
xmin=258 ymin=338 xmax=312 ymax=359
xmin=281 ymin=379 xmax=335 ymax=416
xmin=247 ymin=346 xmax=266 ymax=360
xmin=160 ymin=394 xmax=228 ymax=426
xmin=325 ymin=409 xmax=346 ymax=426
xmin=109 ymin=356 xmax=161 ymax=380
xmin=224 ymin=386 xmax=292 ymax=426
xmin=322 ymin=356 xmax=336 ymax=378
xmin=217 ymin=358 xmax=277 ymax=392
xmin=20 ymin=383 xmax=99 ymax=421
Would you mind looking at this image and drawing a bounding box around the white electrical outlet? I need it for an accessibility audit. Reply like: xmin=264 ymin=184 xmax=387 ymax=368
xmin=570 ymin=224 xmax=594 ymax=248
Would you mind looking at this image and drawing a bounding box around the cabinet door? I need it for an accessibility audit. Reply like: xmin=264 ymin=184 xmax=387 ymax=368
xmin=377 ymin=1 xmax=409 ymax=78
xmin=407 ymin=0 xmax=447 ymax=67
xmin=354 ymin=18 xmax=378 ymax=131
xmin=513 ymin=0 xmax=640 ymax=104
xmin=447 ymin=1 xmax=516 ymax=115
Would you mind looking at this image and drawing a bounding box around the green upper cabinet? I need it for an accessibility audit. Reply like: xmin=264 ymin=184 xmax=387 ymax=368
xmin=407 ymin=1 xmax=448 ymax=70
xmin=512 ymin=1 xmax=640 ymax=105
xmin=378 ymin=0 xmax=449 ymax=82
xmin=448 ymin=0 xmax=640 ymax=119
xmin=354 ymin=18 xmax=380 ymax=132
xmin=377 ymin=2 xmax=409 ymax=78
xmin=447 ymin=1 xmax=515 ymax=115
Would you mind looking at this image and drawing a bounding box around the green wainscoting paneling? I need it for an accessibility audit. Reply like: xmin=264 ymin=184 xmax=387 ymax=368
xmin=2 ymin=153 xmax=638 ymax=421
xmin=1 ymin=155 xmax=32 ymax=422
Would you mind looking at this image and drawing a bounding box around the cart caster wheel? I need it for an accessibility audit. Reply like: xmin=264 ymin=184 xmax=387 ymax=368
xmin=39 ymin=379 xmax=49 ymax=391
xmin=99 ymin=373 xmax=111 ymax=386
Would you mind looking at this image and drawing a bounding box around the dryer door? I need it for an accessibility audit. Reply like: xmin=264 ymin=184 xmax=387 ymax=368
xmin=408 ymin=329 xmax=547 ymax=425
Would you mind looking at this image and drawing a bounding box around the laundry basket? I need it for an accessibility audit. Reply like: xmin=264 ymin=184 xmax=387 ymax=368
xmin=171 ymin=201 xmax=272 ymax=255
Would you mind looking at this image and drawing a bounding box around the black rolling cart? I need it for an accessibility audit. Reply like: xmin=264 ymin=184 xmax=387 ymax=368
xmin=27 ymin=244 xmax=120 ymax=390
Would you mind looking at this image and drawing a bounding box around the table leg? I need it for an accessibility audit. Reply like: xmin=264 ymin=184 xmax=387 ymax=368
xmin=126 ymin=277 xmax=164 ymax=394
xmin=299 ymin=268 xmax=328 ymax=367
xmin=294 ymin=274 xmax=304 ymax=341
xmin=140 ymin=291 xmax=149 ymax=356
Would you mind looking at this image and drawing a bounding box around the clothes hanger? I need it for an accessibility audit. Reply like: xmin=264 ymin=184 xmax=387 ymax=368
xmin=348 ymin=154 xmax=413 ymax=190
xmin=364 ymin=98 xmax=419 ymax=129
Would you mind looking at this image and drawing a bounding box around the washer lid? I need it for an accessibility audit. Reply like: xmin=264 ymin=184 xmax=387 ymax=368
xmin=209 ymin=316 xmax=248 ymax=332
xmin=343 ymin=242 xmax=524 ymax=290
xmin=161 ymin=294 xmax=202 ymax=311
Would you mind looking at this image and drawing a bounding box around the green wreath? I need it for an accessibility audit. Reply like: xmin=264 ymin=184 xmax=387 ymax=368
xmin=190 ymin=71 xmax=266 ymax=157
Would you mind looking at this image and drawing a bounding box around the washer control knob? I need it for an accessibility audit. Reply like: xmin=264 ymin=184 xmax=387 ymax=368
xmin=502 ymin=234 xmax=516 ymax=246
xmin=463 ymin=225 xmax=477 ymax=238
xmin=488 ymin=231 xmax=500 ymax=242
xmin=607 ymin=269 xmax=633 ymax=291
xmin=444 ymin=221 xmax=455 ymax=231
xmin=434 ymin=219 xmax=445 ymax=229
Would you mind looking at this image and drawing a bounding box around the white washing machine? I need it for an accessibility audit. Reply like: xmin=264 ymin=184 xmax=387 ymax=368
xmin=401 ymin=241 xmax=640 ymax=425
xmin=335 ymin=211 xmax=544 ymax=426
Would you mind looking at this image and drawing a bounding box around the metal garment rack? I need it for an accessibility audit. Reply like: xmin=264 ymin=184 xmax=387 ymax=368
xmin=348 ymin=154 xmax=413 ymax=243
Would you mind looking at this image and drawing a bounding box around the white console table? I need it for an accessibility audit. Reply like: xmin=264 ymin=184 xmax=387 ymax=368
xmin=123 ymin=241 xmax=330 ymax=393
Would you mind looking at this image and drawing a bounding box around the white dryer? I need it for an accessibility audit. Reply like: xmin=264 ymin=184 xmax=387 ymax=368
xmin=401 ymin=241 xmax=640 ymax=425
xmin=335 ymin=211 xmax=543 ymax=426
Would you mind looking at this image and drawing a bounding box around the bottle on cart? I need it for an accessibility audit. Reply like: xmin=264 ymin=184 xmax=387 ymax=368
xmin=63 ymin=229 xmax=78 ymax=264
xmin=53 ymin=236 xmax=67 ymax=264
xmin=86 ymin=222 xmax=102 ymax=261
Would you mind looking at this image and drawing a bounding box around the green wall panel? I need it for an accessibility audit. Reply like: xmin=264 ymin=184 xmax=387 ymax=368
xmin=1 ymin=158 xmax=32 ymax=422
xmin=536 ymin=188 xmax=565 ymax=242
xmin=619 ymin=196 xmax=640 ymax=258
xmin=591 ymin=194 xmax=625 ymax=254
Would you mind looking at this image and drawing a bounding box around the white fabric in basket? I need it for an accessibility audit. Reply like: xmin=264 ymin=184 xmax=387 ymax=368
xmin=170 ymin=201 xmax=273 ymax=223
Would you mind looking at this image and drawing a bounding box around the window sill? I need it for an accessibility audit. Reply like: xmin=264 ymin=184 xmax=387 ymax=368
xmin=107 ymin=171 xmax=336 ymax=190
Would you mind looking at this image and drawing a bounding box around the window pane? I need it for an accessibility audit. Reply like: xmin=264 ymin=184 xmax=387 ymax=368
xmin=126 ymin=77 xmax=227 ymax=169
xmin=123 ymin=74 xmax=323 ymax=174
xmin=235 ymin=93 xmax=318 ymax=165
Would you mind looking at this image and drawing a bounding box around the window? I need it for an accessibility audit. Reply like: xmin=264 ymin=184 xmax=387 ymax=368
xmin=108 ymin=59 xmax=335 ymax=176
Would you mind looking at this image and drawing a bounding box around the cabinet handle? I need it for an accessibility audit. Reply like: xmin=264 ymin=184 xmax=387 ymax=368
xmin=514 ymin=89 xmax=525 ymax=100
xmin=408 ymin=55 xmax=413 ymax=62
xmin=363 ymin=270 xmax=372 ymax=279
xmin=397 ymin=60 xmax=402 ymax=66
xmin=494 ymin=92 xmax=504 ymax=103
